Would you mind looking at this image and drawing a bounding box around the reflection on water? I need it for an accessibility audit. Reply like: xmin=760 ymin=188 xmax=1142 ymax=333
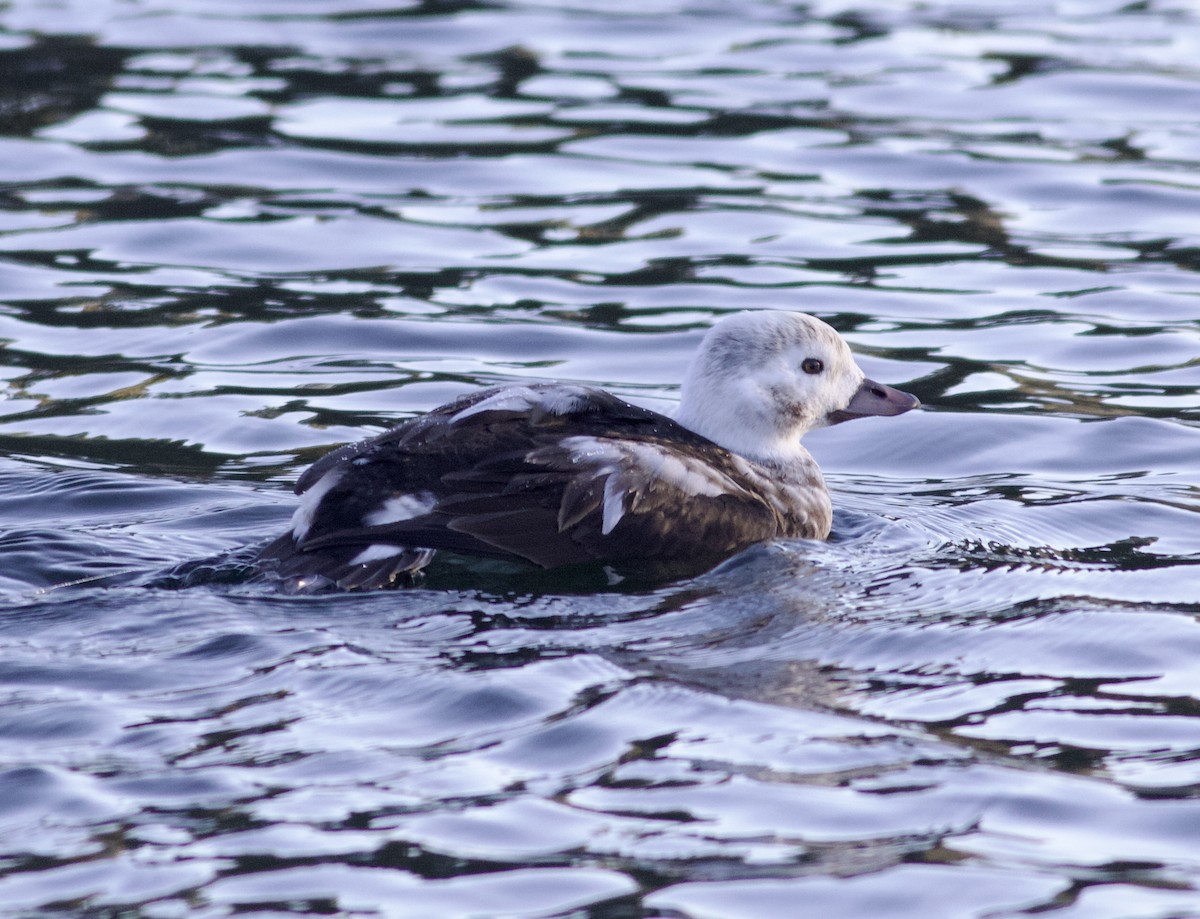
xmin=0 ymin=0 xmax=1198 ymax=916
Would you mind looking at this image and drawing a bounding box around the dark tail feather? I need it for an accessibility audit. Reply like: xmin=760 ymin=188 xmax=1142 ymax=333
xmin=257 ymin=533 xmax=434 ymax=591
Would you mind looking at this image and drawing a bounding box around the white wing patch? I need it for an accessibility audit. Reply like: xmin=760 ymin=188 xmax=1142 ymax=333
xmin=290 ymin=468 xmax=344 ymax=541
xmin=536 ymin=385 xmax=593 ymax=418
xmin=365 ymin=491 xmax=436 ymax=526
xmin=449 ymin=386 xmax=539 ymax=422
xmin=601 ymin=475 xmax=625 ymax=535
xmin=449 ymin=385 xmax=593 ymax=424
xmin=552 ymin=436 xmax=739 ymax=535
xmin=625 ymin=442 xmax=730 ymax=498
xmin=349 ymin=543 xmax=403 ymax=565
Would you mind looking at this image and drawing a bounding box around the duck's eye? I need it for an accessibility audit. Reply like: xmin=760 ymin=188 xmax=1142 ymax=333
xmin=801 ymin=358 xmax=824 ymax=375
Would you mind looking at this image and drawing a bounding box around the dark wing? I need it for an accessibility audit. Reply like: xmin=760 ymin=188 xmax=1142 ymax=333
xmin=259 ymin=383 xmax=814 ymax=589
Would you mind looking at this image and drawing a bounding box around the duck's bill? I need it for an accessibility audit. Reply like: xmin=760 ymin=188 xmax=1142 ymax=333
xmin=827 ymin=378 xmax=920 ymax=424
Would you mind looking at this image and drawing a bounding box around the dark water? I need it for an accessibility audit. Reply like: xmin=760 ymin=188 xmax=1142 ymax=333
xmin=1 ymin=0 xmax=1198 ymax=916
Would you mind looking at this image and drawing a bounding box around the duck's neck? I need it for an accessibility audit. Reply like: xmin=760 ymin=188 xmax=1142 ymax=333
xmin=674 ymin=399 xmax=814 ymax=469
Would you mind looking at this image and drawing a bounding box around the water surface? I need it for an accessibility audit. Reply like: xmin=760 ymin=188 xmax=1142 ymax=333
xmin=0 ymin=1 xmax=1198 ymax=916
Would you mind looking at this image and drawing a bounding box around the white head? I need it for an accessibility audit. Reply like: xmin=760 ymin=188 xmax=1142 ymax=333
xmin=674 ymin=311 xmax=917 ymax=465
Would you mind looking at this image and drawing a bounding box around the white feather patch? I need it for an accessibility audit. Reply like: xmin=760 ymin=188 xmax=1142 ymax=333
xmin=623 ymin=442 xmax=728 ymax=497
xmin=558 ymin=435 xmax=623 ymax=465
xmin=553 ymin=436 xmax=738 ymax=536
xmin=365 ymin=491 xmax=436 ymax=526
xmin=290 ymin=468 xmax=344 ymax=541
xmin=536 ymin=385 xmax=591 ymax=417
xmin=450 ymin=386 xmax=538 ymax=422
xmin=450 ymin=385 xmax=591 ymax=423
xmin=560 ymin=437 xmax=731 ymax=497
xmin=601 ymin=474 xmax=626 ymax=535
xmin=349 ymin=544 xmax=400 ymax=565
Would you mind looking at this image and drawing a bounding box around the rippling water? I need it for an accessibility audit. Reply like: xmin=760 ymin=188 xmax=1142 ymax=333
xmin=1 ymin=1 xmax=1198 ymax=916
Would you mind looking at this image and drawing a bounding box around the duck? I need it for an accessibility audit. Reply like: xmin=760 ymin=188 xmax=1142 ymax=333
xmin=258 ymin=310 xmax=919 ymax=589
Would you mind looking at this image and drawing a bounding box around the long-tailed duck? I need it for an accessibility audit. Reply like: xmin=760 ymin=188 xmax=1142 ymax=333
xmin=259 ymin=310 xmax=918 ymax=589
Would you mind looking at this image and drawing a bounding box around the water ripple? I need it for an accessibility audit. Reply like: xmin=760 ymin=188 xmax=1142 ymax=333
xmin=1 ymin=0 xmax=1199 ymax=915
